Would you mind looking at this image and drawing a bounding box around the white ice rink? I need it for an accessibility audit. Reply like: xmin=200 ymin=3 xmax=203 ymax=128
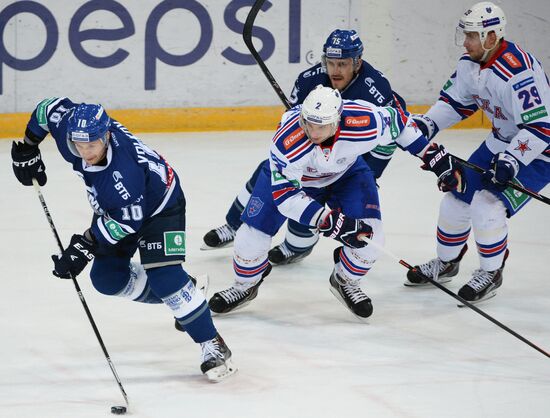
xmin=1 ymin=130 xmax=549 ymax=418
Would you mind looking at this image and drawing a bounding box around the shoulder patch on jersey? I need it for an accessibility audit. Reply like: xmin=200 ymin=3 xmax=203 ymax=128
xmin=502 ymin=52 xmax=521 ymax=68
xmin=36 ymin=97 xmax=58 ymax=128
xmin=283 ymin=128 xmax=306 ymax=149
xmin=512 ymin=76 xmax=534 ymax=91
xmin=344 ymin=115 xmax=371 ymax=127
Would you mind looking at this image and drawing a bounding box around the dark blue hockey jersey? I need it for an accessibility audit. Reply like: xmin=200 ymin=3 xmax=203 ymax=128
xmin=26 ymin=97 xmax=182 ymax=247
xmin=288 ymin=61 xmax=406 ymax=177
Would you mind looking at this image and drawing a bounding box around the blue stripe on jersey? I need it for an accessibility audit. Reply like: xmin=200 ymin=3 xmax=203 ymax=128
xmin=439 ymin=90 xmax=478 ymax=119
xmin=524 ymin=122 xmax=550 ymax=143
xmin=299 ymin=201 xmax=323 ymax=225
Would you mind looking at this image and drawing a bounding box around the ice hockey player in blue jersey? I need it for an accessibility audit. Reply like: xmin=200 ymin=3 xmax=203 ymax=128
xmin=11 ymin=98 xmax=236 ymax=382
xmin=208 ymin=85 xmax=465 ymax=319
xmin=203 ymin=29 xmax=407 ymax=265
xmin=405 ymin=2 xmax=550 ymax=304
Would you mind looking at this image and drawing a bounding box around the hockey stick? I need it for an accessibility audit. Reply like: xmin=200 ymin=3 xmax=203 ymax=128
xmin=243 ymin=0 xmax=292 ymax=109
xmin=453 ymin=156 xmax=550 ymax=205
xmin=32 ymin=179 xmax=130 ymax=411
xmin=243 ymin=0 xmax=550 ymax=206
xmin=359 ymin=235 xmax=550 ymax=359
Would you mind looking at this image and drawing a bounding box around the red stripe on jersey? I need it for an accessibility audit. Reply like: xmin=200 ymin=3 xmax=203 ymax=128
xmin=272 ymin=187 xmax=295 ymax=200
xmin=494 ymin=61 xmax=513 ymax=79
xmin=516 ymin=45 xmax=532 ymax=70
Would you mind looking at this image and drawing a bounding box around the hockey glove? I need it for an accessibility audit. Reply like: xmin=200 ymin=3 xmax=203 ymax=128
xmin=481 ymin=152 xmax=519 ymax=192
xmin=51 ymin=234 xmax=96 ymax=279
xmin=319 ymin=210 xmax=373 ymax=249
xmin=421 ymin=143 xmax=466 ymax=193
xmin=11 ymin=141 xmax=47 ymax=186
xmin=411 ymin=114 xmax=438 ymax=140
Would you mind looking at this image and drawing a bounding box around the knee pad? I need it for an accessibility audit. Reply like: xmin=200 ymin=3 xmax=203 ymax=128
xmin=471 ymin=190 xmax=507 ymax=234
xmin=146 ymin=264 xmax=189 ymax=299
xmin=438 ymin=193 xmax=471 ymax=230
xmin=234 ymin=224 xmax=272 ymax=261
xmin=90 ymin=257 xmax=131 ymax=296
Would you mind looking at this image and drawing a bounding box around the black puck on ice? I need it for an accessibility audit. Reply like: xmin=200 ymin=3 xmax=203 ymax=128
xmin=111 ymin=405 xmax=127 ymax=415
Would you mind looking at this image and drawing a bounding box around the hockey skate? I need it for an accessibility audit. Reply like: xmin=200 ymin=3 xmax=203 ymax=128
xmin=200 ymin=333 xmax=237 ymax=382
xmin=329 ymin=270 xmax=373 ymax=320
xmin=268 ymin=242 xmax=313 ymax=265
xmin=457 ymin=250 xmax=509 ymax=306
xmin=201 ymin=223 xmax=236 ymax=250
xmin=208 ymin=264 xmax=272 ymax=314
xmin=404 ymin=245 xmax=468 ymax=287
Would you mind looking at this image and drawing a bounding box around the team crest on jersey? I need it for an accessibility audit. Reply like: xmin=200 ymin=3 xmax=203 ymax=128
xmin=283 ymin=128 xmax=305 ymax=149
xmin=345 ymin=116 xmax=371 ymax=127
xmin=502 ymin=52 xmax=521 ymax=68
xmin=247 ymin=197 xmax=264 ymax=217
xmin=514 ymin=139 xmax=532 ymax=156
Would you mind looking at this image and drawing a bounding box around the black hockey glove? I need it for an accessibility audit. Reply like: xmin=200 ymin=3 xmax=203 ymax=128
xmin=319 ymin=210 xmax=373 ymax=249
xmin=421 ymin=143 xmax=466 ymax=193
xmin=481 ymin=152 xmax=519 ymax=192
xmin=51 ymin=234 xmax=96 ymax=279
xmin=411 ymin=114 xmax=438 ymax=140
xmin=11 ymin=141 xmax=47 ymax=186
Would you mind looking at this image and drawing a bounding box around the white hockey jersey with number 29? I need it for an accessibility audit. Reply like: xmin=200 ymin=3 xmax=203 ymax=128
xmin=426 ymin=40 xmax=550 ymax=166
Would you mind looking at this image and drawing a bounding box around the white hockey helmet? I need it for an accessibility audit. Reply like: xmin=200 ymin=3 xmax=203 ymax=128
xmin=300 ymin=85 xmax=343 ymax=137
xmin=456 ymin=2 xmax=507 ymax=46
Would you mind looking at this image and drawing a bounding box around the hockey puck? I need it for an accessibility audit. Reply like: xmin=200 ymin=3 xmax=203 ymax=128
xmin=111 ymin=405 xmax=127 ymax=415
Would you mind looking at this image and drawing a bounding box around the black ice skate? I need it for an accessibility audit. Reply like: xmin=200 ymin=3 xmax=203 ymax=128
xmin=200 ymin=333 xmax=237 ymax=382
xmin=457 ymin=249 xmax=509 ymax=306
xmin=201 ymin=223 xmax=236 ymax=250
xmin=329 ymin=270 xmax=373 ymax=320
xmin=268 ymin=242 xmax=313 ymax=265
xmin=405 ymin=244 xmax=468 ymax=287
xmin=208 ymin=264 xmax=272 ymax=314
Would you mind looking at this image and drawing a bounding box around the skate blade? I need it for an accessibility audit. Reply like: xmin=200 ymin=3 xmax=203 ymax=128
xmin=404 ymin=277 xmax=453 ymax=287
xmin=200 ymin=241 xmax=234 ymax=251
xmin=205 ymin=358 xmax=238 ymax=382
xmin=457 ymin=290 xmax=497 ymax=308
xmin=329 ymin=287 xmax=370 ymax=323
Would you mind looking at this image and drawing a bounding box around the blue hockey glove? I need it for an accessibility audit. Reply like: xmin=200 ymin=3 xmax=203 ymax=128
xmin=411 ymin=114 xmax=439 ymax=140
xmin=52 ymin=234 xmax=96 ymax=279
xmin=421 ymin=143 xmax=466 ymax=193
xmin=481 ymin=152 xmax=519 ymax=192
xmin=319 ymin=210 xmax=373 ymax=249
xmin=11 ymin=141 xmax=47 ymax=186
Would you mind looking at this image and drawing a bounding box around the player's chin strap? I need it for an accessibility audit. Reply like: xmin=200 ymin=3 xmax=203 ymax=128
xmin=358 ymin=235 xmax=550 ymax=360
xmin=31 ymin=179 xmax=130 ymax=411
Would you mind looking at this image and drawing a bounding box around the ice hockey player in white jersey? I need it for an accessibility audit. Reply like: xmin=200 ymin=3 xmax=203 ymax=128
xmin=406 ymin=2 xmax=550 ymax=304
xmin=11 ymin=98 xmax=236 ymax=381
xmin=208 ymin=85 xmax=465 ymax=319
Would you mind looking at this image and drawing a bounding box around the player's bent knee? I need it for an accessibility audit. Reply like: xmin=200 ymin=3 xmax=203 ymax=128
xmin=471 ymin=190 xmax=507 ymax=227
xmin=234 ymin=224 xmax=272 ymax=259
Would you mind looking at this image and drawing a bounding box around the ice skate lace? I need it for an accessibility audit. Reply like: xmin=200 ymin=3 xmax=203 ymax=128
xmin=466 ymin=269 xmax=493 ymax=291
xmin=215 ymin=224 xmax=236 ymax=243
xmin=417 ymin=258 xmax=447 ymax=281
xmin=201 ymin=338 xmax=222 ymax=362
xmin=219 ymin=286 xmax=248 ymax=303
xmin=341 ymin=282 xmax=369 ymax=304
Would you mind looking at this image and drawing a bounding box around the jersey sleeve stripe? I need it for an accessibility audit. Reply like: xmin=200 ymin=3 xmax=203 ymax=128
xmin=439 ymin=91 xmax=478 ymax=119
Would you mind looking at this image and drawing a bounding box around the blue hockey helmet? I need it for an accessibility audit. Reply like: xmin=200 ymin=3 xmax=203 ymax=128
xmin=322 ymin=29 xmax=364 ymax=60
xmin=67 ymin=103 xmax=111 ymax=143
